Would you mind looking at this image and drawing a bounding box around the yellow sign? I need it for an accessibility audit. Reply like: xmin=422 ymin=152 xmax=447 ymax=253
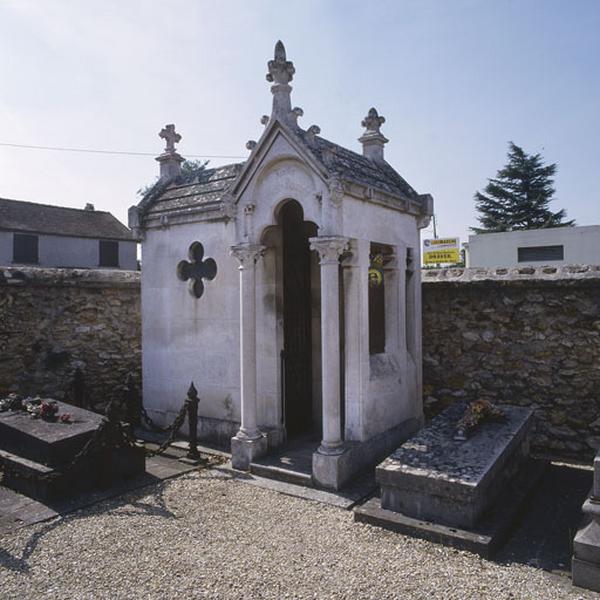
xmin=423 ymin=238 xmax=460 ymax=265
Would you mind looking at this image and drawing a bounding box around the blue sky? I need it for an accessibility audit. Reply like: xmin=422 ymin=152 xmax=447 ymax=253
xmin=1 ymin=0 xmax=598 ymax=246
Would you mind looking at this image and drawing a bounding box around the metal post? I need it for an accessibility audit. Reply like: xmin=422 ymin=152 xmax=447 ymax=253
xmin=185 ymin=382 xmax=200 ymax=461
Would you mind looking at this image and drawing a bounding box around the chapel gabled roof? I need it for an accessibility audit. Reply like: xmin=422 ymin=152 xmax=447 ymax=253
xmin=141 ymin=163 xmax=244 ymax=221
xmin=295 ymin=129 xmax=419 ymax=200
xmin=0 ymin=197 xmax=135 ymax=241
xmin=134 ymin=41 xmax=432 ymax=226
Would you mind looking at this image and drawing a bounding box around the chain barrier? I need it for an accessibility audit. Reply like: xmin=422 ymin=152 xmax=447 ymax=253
xmin=144 ymin=399 xmax=190 ymax=457
xmin=140 ymin=405 xmax=172 ymax=433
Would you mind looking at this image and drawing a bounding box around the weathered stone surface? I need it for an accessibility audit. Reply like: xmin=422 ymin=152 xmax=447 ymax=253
xmin=573 ymin=450 xmax=600 ymax=592
xmin=377 ymin=402 xmax=533 ymax=528
xmin=0 ymin=267 xmax=140 ymax=409
xmin=423 ymin=265 xmax=600 ymax=460
xmin=0 ymin=399 xmax=145 ymax=501
xmin=0 ymin=400 xmax=103 ymax=466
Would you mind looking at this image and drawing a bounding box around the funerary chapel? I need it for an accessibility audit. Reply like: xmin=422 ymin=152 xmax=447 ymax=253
xmin=129 ymin=41 xmax=433 ymax=489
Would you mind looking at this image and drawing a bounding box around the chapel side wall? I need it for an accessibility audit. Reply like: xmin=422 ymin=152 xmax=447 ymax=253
xmin=422 ymin=265 xmax=600 ymax=461
xmin=141 ymin=221 xmax=241 ymax=446
xmin=341 ymin=197 xmax=423 ymax=440
xmin=0 ymin=267 xmax=140 ymax=406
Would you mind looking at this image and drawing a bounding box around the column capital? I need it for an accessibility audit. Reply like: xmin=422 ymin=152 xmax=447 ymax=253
xmin=230 ymin=244 xmax=265 ymax=267
xmin=309 ymin=236 xmax=350 ymax=265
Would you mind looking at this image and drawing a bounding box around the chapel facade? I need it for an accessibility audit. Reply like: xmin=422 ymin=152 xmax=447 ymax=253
xmin=129 ymin=42 xmax=433 ymax=489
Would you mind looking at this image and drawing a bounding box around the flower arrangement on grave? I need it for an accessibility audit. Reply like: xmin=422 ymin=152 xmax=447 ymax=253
xmin=454 ymin=399 xmax=506 ymax=441
xmin=0 ymin=394 xmax=73 ymax=424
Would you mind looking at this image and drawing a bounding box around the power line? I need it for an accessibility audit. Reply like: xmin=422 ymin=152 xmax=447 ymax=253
xmin=0 ymin=141 xmax=246 ymax=160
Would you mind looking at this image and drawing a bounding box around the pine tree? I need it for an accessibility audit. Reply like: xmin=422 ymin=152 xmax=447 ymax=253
xmin=472 ymin=142 xmax=574 ymax=233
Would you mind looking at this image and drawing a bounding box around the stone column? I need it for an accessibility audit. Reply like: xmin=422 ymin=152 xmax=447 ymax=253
xmin=309 ymin=236 xmax=350 ymax=464
xmin=230 ymin=243 xmax=268 ymax=470
xmin=342 ymin=239 xmax=370 ymax=442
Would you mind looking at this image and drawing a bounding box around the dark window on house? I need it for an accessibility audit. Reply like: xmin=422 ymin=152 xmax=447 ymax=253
xmin=13 ymin=233 xmax=39 ymax=264
xmin=369 ymin=243 xmax=386 ymax=355
xmin=517 ymin=245 xmax=564 ymax=263
xmin=99 ymin=240 xmax=119 ymax=267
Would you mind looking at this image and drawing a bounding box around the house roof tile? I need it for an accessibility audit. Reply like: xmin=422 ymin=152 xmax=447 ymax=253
xmin=0 ymin=198 xmax=135 ymax=241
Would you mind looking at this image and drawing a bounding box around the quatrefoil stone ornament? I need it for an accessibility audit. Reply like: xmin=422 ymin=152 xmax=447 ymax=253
xmin=176 ymin=242 xmax=217 ymax=299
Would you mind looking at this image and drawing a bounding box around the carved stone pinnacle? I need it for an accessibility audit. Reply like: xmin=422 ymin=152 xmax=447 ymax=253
xmin=361 ymin=108 xmax=385 ymax=134
xmin=266 ymin=40 xmax=295 ymax=85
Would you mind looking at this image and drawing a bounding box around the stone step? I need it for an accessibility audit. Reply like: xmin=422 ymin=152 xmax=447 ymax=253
xmin=0 ymin=443 xmax=146 ymax=503
xmin=250 ymin=462 xmax=313 ymax=487
xmin=0 ymin=448 xmax=63 ymax=502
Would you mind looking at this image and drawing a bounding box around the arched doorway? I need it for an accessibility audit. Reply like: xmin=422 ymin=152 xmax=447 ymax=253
xmin=279 ymin=200 xmax=318 ymax=437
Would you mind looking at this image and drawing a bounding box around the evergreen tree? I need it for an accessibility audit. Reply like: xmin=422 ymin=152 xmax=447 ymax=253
xmin=472 ymin=142 xmax=574 ymax=233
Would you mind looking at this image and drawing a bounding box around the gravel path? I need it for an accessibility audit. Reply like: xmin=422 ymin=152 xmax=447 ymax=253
xmin=0 ymin=469 xmax=596 ymax=599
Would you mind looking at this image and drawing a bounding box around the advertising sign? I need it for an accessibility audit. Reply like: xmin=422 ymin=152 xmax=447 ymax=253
xmin=423 ymin=238 xmax=460 ymax=265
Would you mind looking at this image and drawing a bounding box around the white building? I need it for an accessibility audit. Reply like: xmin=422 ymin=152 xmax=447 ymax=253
xmin=466 ymin=225 xmax=600 ymax=268
xmin=130 ymin=42 xmax=433 ymax=489
xmin=0 ymin=198 xmax=137 ymax=270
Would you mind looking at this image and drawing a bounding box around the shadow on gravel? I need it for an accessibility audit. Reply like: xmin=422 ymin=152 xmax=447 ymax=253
xmin=0 ymin=482 xmax=177 ymax=574
xmin=496 ymin=462 xmax=591 ymax=574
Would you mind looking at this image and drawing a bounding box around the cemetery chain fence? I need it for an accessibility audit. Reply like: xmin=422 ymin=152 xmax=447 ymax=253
xmin=0 ymin=384 xmax=204 ymax=486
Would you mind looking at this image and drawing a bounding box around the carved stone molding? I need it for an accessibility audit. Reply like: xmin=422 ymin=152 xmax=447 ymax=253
xmin=221 ymin=193 xmax=236 ymax=220
xmin=309 ymin=236 xmax=350 ymax=265
xmin=417 ymin=215 xmax=432 ymax=230
xmin=231 ymin=244 xmax=265 ymax=268
xmin=328 ymin=177 xmax=345 ymax=208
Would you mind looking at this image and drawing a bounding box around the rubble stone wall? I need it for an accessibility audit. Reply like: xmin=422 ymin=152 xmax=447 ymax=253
xmin=0 ymin=267 xmax=141 ymax=408
xmin=422 ymin=265 xmax=600 ymax=461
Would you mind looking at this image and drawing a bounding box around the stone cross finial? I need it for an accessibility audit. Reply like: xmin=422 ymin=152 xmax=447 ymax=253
xmin=362 ymin=108 xmax=385 ymax=133
xmin=159 ymin=124 xmax=182 ymax=153
xmin=358 ymin=107 xmax=388 ymax=163
xmin=266 ymin=40 xmax=295 ymax=85
xmin=156 ymin=123 xmax=184 ymax=179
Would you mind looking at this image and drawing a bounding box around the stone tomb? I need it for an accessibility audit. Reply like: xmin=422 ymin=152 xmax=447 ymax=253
xmin=0 ymin=400 xmax=144 ymax=502
xmin=355 ymin=403 xmax=544 ymax=556
xmin=572 ymin=450 xmax=600 ymax=592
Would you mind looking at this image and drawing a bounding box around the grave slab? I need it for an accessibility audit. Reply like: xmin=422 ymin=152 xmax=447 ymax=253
xmin=0 ymin=400 xmax=144 ymax=502
xmin=355 ymin=458 xmax=545 ymax=558
xmin=376 ymin=402 xmax=534 ymax=528
xmin=0 ymin=400 xmax=103 ymax=466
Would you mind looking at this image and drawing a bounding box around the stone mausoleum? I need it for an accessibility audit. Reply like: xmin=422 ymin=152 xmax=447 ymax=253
xmin=129 ymin=42 xmax=433 ymax=489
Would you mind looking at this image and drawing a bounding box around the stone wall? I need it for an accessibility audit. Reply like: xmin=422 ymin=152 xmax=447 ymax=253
xmin=0 ymin=267 xmax=140 ymax=408
xmin=422 ymin=265 xmax=600 ymax=461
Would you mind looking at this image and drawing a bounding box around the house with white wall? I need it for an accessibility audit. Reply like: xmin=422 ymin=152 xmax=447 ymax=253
xmin=0 ymin=198 xmax=137 ymax=270
xmin=465 ymin=225 xmax=600 ymax=267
